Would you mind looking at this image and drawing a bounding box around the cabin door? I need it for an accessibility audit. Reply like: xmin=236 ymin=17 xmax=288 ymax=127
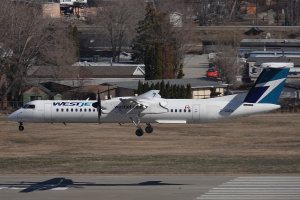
xmin=192 ymin=105 xmax=200 ymax=123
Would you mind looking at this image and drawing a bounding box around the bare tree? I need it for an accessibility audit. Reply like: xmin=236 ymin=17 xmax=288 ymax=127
xmin=155 ymin=0 xmax=197 ymax=78
xmin=0 ymin=0 xmax=76 ymax=104
xmin=94 ymin=0 xmax=145 ymax=62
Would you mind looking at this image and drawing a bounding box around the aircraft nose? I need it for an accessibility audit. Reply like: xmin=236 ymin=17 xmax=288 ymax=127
xmin=8 ymin=111 xmax=19 ymax=122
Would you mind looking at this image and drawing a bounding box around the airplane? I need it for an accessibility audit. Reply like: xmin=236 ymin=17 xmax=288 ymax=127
xmin=8 ymin=62 xmax=292 ymax=137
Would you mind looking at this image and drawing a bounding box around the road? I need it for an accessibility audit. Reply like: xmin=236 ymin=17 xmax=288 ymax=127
xmin=0 ymin=175 xmax=300 ymax=200
xmin=183 ymin=54 xmax=209 ymax=78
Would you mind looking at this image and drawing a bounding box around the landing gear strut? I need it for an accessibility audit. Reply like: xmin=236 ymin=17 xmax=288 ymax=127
xmin=130 ymin=117 xmax=155 ymax=137
xmin=130 ymin=117 xmax=144 ymax=137
xmin=18 ymin=122 xmax=24 ymax=131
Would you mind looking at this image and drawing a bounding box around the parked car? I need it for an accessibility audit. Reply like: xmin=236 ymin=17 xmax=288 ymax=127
xmin=206 ymin=68 xmax=219 ymax=78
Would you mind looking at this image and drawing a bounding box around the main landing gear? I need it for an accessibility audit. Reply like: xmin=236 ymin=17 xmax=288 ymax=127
xmin=18 ymin=122 xmax=24 ymax=131
xmin=131 ymin=117 xmax=154 ymax=137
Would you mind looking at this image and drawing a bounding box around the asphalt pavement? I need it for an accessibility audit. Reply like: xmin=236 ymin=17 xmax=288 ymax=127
xmin=1 ymin=175 xmax=299 ymax=200
xmin=183 ymin=54 xmax=209 ymax=78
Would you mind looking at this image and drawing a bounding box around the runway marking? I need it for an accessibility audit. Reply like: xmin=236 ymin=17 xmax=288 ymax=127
xmin=196 ymin=176 xmax=300 ymax=200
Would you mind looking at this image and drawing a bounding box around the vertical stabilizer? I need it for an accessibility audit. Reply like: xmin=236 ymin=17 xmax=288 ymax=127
xmin=244 ymin=63 xmax=292 ymax=104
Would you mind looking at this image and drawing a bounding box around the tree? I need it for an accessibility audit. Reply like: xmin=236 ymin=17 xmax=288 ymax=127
xmin=95 ymin=0 xmax=144 ymax=62
xmin=133 ymin=2 xmax=195 ymax=80
xmin=186 ymin=84 xmax=192 ymax=99
xmin=132 ymin=4 xmax=176 ymax=80
xmin=0 ymin=1 xmax=76 ymax=104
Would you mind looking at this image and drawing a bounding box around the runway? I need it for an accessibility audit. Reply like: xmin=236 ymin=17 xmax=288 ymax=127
xmin=0 ymin=175 xmax=299 ymax=200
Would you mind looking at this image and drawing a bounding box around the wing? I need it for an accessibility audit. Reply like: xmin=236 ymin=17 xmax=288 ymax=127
xmin=119 ymin=90 xmax=168 ymax=114
xmin=119 ymin=90 xmax=161 ymax=108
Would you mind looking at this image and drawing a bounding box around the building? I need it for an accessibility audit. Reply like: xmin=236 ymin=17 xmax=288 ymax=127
xmin=245 ymin=56 xmax=300 ymax=79
xmin=239 ymin=39 xmax=300 ymax=57
xmin=22 ymin=84 xmax=62 ymax=105
xmin=28 ymin=63 xmax=145 ymax=87
xmin=110 ymin=78 xmax=228 ymax=99
xmin=42 ymin=2 xmax=60 ymax=18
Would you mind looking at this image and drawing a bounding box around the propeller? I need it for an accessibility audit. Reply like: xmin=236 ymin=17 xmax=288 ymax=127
xmin=97 ymin=89 xmax=101 ymax=124
xmin=107 ymin=85 xmax=111 ymax=100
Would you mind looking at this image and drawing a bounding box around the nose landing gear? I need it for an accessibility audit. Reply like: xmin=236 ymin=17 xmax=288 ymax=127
xmin=18 ymin=122 xmax=24 ymax=131
xmin=135 ymin=128 xmax=144 ymax=137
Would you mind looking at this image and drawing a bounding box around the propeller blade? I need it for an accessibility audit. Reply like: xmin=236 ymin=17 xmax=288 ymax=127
xmin=97 ymin=90 xmax=101 ymax=124
xmin=107 ymin=86 xmax=111 ymax=100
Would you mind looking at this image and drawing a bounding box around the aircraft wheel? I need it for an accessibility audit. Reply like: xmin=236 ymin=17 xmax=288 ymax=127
xmin=19 ymin=125 xmax=24 ymax=131
xmin=135 ymin=128 xmax=144 ymax=137
xmin=145 ymin=125 xmax=153 ymax=134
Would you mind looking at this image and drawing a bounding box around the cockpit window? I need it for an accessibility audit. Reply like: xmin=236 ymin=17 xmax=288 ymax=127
xmin=23 ymin=104 xmax=35 ymax=109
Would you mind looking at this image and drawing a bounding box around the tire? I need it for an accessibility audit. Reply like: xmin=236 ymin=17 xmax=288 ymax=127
xmin=19 ymin=126 xmax=24 ymax=131
xmin=135 ymin=128 xmax=144 ymax=137
xmin=145 ymin=126 xmax=153 ymax=134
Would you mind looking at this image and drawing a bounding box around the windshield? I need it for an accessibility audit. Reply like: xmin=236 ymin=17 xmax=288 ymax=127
xmin=23 ymin=104 xmax=35 ymax=109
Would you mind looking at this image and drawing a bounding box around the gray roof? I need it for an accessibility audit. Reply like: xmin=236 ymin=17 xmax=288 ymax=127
xmin=247 ymin=57 xmax=300 ymax=67
xmin=109 ymin=78 xmax=227 ymax=90
xmin=30 ymin=65 xmax=145 ymax=79
xmin=241 ymin=39 xmax=300 ymax=46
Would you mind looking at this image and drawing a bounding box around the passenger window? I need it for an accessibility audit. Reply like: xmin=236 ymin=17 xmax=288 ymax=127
xmin=84 ymin=108 xmax=87 ymax=112
xmin=170 ymin=109 xmax=173 ymax=112
xmin=56 ymin=108 xmax=59 ymax=112
xmin=89 ymin=108 xmax=91 ymax=112
xmin=184 ymin=109 xmax=186 ymax=113
xmin=188 ymin=109 xmax=191 ymax=112
xmin=75 ymin=108 xmax=78 ymax=112
xmin=179 ymin=109 xmax=182 ymax=112
xmin=93 ymin=109 xmax=96 ymax=112
xmin=80 ymin=108 xmax=82 ymax=112
xmin=175 ymin=109 xmax=177 ymax=112
xmin=66 ymin=108 xmax=69 ymax=112
xmin=61 ymin=108 xmax=64 ymax=112
xmin=71 ymin=108 xmax=73 ymax=112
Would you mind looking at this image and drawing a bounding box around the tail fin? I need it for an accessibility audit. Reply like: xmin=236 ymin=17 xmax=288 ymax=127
xmin=244 ymin=63 xmax=292 ymax=104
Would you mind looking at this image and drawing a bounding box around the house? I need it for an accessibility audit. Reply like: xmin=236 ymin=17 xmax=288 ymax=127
xmin=42 ymin=2 xmax=60 ymax=18
xmin=62 ymin=84 xmax=117 ymax=100
xmin=169 ymin=12 xmax=183 ymax=28
xmin=22 ymin=84 xmax=62 ymax=105
xmin=27 ymin=63 xmax=145 ymax=87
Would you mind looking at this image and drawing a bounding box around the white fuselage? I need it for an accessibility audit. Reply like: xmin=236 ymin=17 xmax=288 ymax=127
xmin=8 ymin=94 xmax=280 ymax=124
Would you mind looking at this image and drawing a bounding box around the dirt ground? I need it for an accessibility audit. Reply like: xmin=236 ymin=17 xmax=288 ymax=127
xmin=0 ymin=113 xmax=299 ymax=174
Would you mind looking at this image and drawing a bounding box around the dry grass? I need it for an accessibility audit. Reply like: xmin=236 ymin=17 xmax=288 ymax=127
xmin=0 ymin=113 xmax=299 ymax=174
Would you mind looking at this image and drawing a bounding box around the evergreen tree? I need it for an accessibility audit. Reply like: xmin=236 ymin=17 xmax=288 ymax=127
xmin=132 ymin=4 xmax=180 ymax=80
xmin=177 ymin=64 xmax=185 ymax=79
xmin=155 ymin=82 xmax=160 ymax=90
xmin=69 ymin=25 xmax=80 ymax=58
xmin=136 ymin=80 xmax=143 ymax=95
xmin=160 ymin=80 xmax=165 ymax=97
xmin=165 ymin=82 xmax=170 ymax=98
xmin=180 ymin=85 xmax=186 ymax=98
xmin=186 ymin=84 xmax=192 ymax=99
xmin=150 ymin=83 xmax=155 ymax=90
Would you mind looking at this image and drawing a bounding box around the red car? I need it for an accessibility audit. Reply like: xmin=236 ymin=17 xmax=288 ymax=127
xmin=206 ymin=68 xmax=219 ymax=78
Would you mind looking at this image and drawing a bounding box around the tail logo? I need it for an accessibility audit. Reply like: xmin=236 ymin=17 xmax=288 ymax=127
xmin=244 ymin=67 xmax=290 ymax=104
